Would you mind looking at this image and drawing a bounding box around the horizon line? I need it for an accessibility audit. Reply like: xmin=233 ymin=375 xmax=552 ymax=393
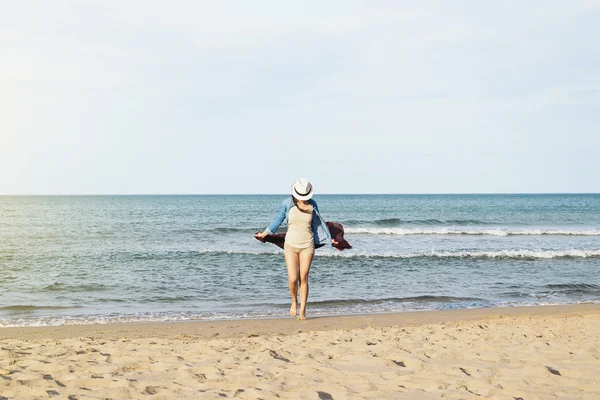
xmin=1 ymin=192 xmax=599 ymax=196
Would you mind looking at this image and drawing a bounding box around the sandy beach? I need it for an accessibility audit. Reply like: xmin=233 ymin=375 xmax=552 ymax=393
xmin=1 ymin=304 xmax=599 ymax=399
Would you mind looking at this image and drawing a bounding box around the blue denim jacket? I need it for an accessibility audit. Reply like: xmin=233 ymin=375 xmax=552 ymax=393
xmin=265 ymin=197 xmax=332 ymax=246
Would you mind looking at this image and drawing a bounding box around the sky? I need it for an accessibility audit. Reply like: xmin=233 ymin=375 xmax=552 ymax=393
xmin=1 ymin=1 xmax=599 ymax=194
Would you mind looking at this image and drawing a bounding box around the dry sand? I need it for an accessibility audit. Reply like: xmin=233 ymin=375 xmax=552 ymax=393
xmin=1 ymin=304 xmax=599 ymax=399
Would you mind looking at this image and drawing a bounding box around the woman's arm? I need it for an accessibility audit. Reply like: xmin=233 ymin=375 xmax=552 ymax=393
xmin=255 ymin=198 xmax=288 ymax=238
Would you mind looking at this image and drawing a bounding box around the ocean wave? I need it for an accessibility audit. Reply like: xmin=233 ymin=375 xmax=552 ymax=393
xmin=175 ymin=227 xmax=257 ymax=234
xmin=344 ymin=218 xmax=499 ymax=227
xmin=192 ymin=248 xmax=600 ymax=260
xmin=502 ymin=283 xmax=600 ymax=298
xmin=545 ymin=283 xmax=600 ymax=290
xmin=196 ymin=249 xmax=282 ymax=256
xmin=317 ymin=249 xmax=600 ymax=260
xmin=98 ymin=247 xmax=600 ymax=262
xmin=249 ymin=296 xmax=485 ymax=308
xmin=543 ymin=283 xmax=600 ymax=295
xmin=0 ymin=305 xmax=80 ymax=312
xmin=1 ymin=300 xmax=598 ymax=327
xmin=288 ymin=296 xmax=484 ymax=307
xmin=41 ymin=282 xmax=108 ymax=292
xmin=345 ymin=227 xmax=600 ymax=236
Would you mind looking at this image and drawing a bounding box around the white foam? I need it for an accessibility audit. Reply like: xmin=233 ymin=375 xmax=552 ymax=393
xmin=345 ymin=227 xmax=600 ymax=236
xmin=0 ymin=312 xmax=279 ymax=328
xmin=2 ymin=300 xmax=598 ymax=327
xmin=315 ymin=249 xmax=600 ymax=259
xmin=193 ymin=248 xmax=600 ymax=259
xmin=197 ymin=249 xmax=282 ymax=255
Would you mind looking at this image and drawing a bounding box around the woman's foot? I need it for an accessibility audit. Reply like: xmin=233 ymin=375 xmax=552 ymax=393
xmin=297 ymin=308 xmax=306 ymax=320
xmin=290 ymin=302 xmax=298 ymax=317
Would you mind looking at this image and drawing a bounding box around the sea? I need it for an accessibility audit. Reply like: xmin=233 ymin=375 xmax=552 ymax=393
xmin=1 ymin=194 xmax=599 ymax=327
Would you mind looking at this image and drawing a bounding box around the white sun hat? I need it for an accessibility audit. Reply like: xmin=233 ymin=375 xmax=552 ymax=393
xmin=291 ymin=178 xmax=314 ymax=201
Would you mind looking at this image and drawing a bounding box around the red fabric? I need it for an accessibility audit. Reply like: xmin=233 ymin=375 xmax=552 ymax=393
xmin=255 ymin=222 xmax=352 ymax=251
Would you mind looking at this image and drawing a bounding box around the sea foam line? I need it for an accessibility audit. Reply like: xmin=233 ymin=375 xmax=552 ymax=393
xmin=1 ymin=300 xmax=598 ymax=327
xmin=344 ymin=227 xmax=600 ymax=236
xmin=199 ymin=249 xmax=600 ymax=260
xmin=318 ymin=249 xmax=600 ymax=259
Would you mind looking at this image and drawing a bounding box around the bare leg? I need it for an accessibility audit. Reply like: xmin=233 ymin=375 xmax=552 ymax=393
xmin=297 ymin=248 xmax=315 ymax=320
xmin=284 ymin=249 xmax=300 ymax=316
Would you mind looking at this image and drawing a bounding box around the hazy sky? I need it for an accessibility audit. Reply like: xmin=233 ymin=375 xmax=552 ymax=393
xmin=2 ymin=1 xmax=599 ymax=194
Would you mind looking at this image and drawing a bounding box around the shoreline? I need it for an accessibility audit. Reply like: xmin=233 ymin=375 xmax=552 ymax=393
xmin=2 ymin=303 xmax=598 ymax=340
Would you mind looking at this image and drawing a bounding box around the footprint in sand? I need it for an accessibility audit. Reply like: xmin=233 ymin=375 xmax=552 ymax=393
xmin=317 ymin=391 xmax=334 ymax=400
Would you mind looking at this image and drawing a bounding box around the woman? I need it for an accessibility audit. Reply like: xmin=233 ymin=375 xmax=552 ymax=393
xmin=255 ymin=178 xmax=338 ymax=320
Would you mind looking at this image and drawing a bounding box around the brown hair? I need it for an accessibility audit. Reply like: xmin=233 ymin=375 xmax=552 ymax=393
xmin=291 ymin=196 xmax=312 ymax=213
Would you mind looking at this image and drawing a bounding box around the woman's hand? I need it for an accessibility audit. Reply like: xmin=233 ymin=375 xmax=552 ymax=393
xmin=254 ymin=231 xmax=268 ymax=239
xmin=332 ymin=239 xmax=339 ymax=246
